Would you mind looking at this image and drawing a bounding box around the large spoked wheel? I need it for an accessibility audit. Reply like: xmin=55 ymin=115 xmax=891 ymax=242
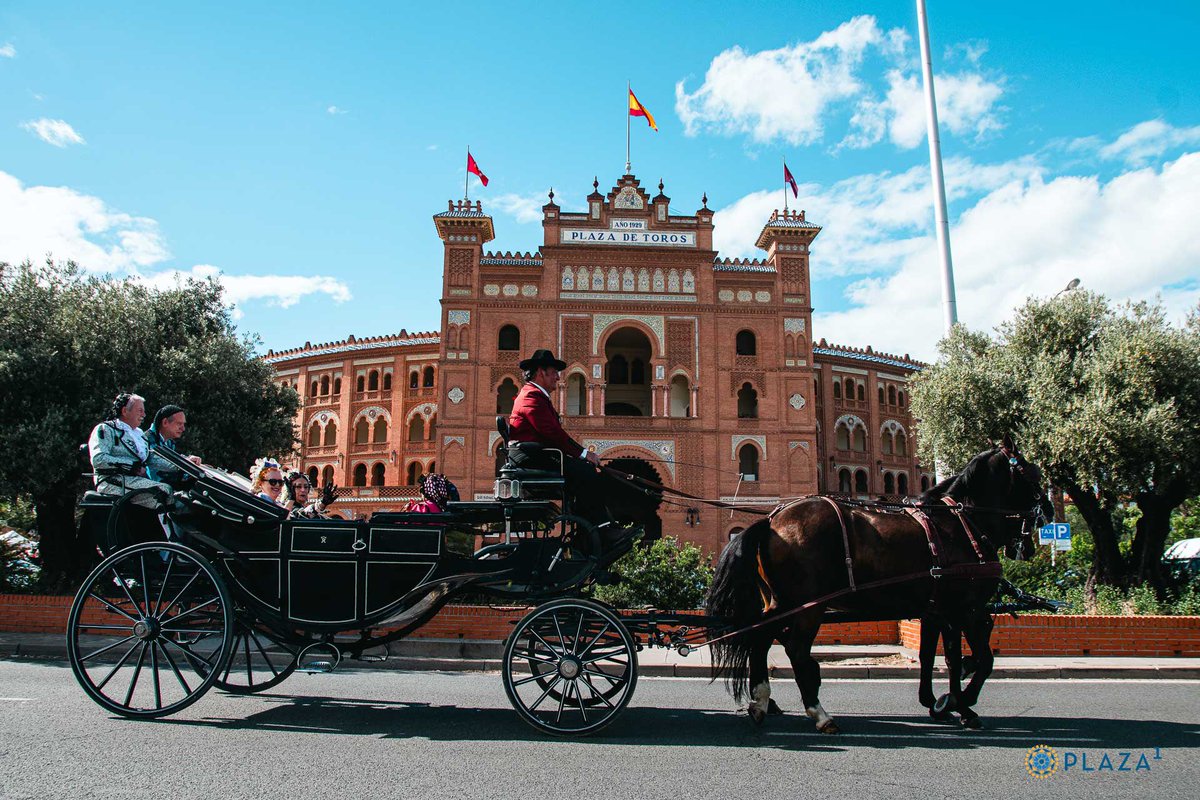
xmin=67 ymin=542 xmax=234 ymax=718
xmin=211 ymin=616 xmax=300 ymax=694
xmin=502 ymin=598 xmax=637 ymax=736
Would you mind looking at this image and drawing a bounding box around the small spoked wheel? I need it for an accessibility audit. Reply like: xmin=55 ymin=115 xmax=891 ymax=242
xmin=502 ymin=598 xmax=637 ymax=736
xmin=67 ymin=542 xmax=234 ymax=718
xmin=211 ymin=617 xmax=299 ymax=694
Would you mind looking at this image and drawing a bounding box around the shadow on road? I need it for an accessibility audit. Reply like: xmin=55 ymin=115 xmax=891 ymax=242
xmin=141 ymin=693 xmax=1200 ymax=751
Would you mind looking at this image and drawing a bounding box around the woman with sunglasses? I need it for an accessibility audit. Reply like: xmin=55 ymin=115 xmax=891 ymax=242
xmin=284 ymin=471 xmax=337 ymax=519
xmin=250 ymin=458 xmax=286 ymax=506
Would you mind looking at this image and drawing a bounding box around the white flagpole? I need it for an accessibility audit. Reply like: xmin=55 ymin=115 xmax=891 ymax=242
xmin=465 ymin=146 xmax=470 ymax=202
xmin=917 ymin=0 xmax=957 ymax=332
xmin=783 ymin=156 xmax=788 ymax=212
xmin=626 ymin=82 xmax=632 ymax=174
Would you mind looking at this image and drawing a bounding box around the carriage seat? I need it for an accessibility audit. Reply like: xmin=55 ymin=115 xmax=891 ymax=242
xmin=494 ymin=416 xmax=566 ymax=500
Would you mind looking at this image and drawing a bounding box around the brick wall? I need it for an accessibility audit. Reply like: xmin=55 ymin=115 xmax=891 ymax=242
xmin=898 ymin=615 xmax=1200 ymax=657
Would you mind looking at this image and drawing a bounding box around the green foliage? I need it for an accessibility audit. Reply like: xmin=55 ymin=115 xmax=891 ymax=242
xmin=1169 ymin=499 xmax=1200 ymax=546
xmin=592 ymin=536 xmax=714 ymax=610
xmin=0 ymin=259 xmax=300 ymax=577
xmin=0 ymin=496 xmax=36 ymax=532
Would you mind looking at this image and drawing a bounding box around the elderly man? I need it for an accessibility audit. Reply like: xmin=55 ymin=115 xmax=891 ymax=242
xmin=88 ymin=393 xmax=172 ymax=508
xmin=144 ymin=404 xmax=203 ymax=484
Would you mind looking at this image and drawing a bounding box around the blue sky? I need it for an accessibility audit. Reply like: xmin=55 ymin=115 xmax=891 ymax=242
xmin=2 ymin=1 xmax=1198 ymax=359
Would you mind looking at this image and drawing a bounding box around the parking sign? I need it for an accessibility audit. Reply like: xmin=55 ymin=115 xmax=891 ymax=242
xmin=1054 ymin=523 xmax=1072 ymax=551
xmin=1039 ymin=524 xmax=1055 ymax=545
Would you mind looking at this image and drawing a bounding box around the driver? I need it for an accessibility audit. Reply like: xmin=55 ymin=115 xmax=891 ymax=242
xmin=88 ymin=393 xmax=172 ymax=508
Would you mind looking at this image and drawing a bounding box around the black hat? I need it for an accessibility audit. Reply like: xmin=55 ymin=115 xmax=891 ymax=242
xmin=519 ymin=349 xmax=567 ymax=371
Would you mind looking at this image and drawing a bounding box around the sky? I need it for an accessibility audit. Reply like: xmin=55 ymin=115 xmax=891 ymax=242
xmin=2 ymin=1 xmax=1198 ymax=360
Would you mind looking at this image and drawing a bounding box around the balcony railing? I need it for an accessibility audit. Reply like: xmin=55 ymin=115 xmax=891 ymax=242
xmin=350 ymin=441 xmax=390 ymax=455
xmin=354 ymin=389 xmax=393 ymax=403
xmin=305 ymin=394 xmax=341 ymax=407
xmin=304 ymin=445 xmax=338 ymax=457
xmin=406 ymin=386 xmax=437 ymax=399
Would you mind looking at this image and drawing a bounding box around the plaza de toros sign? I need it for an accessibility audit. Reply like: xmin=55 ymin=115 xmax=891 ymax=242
xmin=560 ymin=219 xmax=696 ymax=247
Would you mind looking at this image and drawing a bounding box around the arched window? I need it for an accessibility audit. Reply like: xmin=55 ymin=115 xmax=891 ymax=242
xmin=898 ymin=473 xmax=909 ymax=495
xmin=356 ymin=375 xmax=365 ymax=393
xmin=320 ymin=376 xmax=330 ymax=395
xmin=371 ymin=462 xmax=385 ymax=486
xmin=884 ymin=472 xmax=895 ymax=494
xmin=608 ymin=354 xmax=629 ymax=384
xmin=896 ymin=431 xmax=908 ymax=456
xmin=836 ymin=423 xmax=850 ymax=450
xmin=735 ymin=330 xmax=757 ymax=356
xmin=322 ymin=465 xmax=335 ymax=486
xmin=373 ymin=418 xmax=389 ymax=443
xmin=738 ymin=444 xmax=759 ymax=481
xmin=854 ymin=469 xmax=869 ymax=494
xmin=879 ymin=386 xmax=885 ymax=405
xmin=496 ymin=378 xmax=518 ymax=415
xmin=920 ymin=475 xmax=930 ymax=492
xmin=881 ymin=430 xmax=894 ymax=455
xmin=368 ymin=371 xmax=379 ymax=391
xmin=428 ymin=461 xmax=435 ymax=474
xmin=408 ymin=415 xmax=424 ymax=442
xmin=324 ymin=421 xmax=337 ymax=446
xmin=737 ymin=382 xmax=758 ymax=419
xmin=498 ymin=325 xmax=520 ymax=352
xmin=355 ymin=417 xmax=370 ymax=444
xmin=856 ymin=383 xmax=865 ymax=401
xmin=843 ymin=378 xmax=853 ymax=399
xmin=422 ymin=366 xmax=435 ymax=387
xmin=630 ymin=358 xmax=645 ymax=385
xmin=669 ymin=375 xmax=690 ymax=418
xmin=333 ymin=378 xmax=341 ymax=395
xmin=406 ymin=462 xmax=421 ymax=485
xmin=852 ymin=426 xmax=866 ymax=452
xmin=383 ymin=372 xmax=392 ymax=391
xmin=566 ymin=373 xmax=586 ymax=415
xmin=310 ymin=380 xmax=319 ymax=398
xmin=833 ymin=381 xmax=841 ymax=400
xmin=888 ymin=385 xmax=897 ymax=405
xmin=838 ymin=468 xmax=852 ymax=494
xmin=409 ymin=371 xmax=419 ymax=389
xmin=307 ymin=466 xmax=319 ymax=486
xmin=427 ymin=414 xmax=437 ymax=440
xmin=307 ymin=425 xmax=320 ymax=447
xmin=352 ymin=464 xmax=367 ymax=486
xmin=898 ymin=390 xmax=905 ymax=407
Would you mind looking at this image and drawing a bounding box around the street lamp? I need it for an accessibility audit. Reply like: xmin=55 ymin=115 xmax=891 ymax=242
xmin=1053 ymin=278 xmax=1081 ymax=298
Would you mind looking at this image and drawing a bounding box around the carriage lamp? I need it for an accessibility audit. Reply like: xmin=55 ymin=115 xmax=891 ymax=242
xmin=685 ymin=507 xmax=700 ymax=527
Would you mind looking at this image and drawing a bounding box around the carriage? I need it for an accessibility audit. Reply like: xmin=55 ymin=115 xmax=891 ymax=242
xmin=67 ymin=439 xmax=701 ymax=736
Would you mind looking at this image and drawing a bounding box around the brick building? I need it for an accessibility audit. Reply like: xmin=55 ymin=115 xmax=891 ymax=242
xmin=265 ymin=173 xmax=930 ymax=552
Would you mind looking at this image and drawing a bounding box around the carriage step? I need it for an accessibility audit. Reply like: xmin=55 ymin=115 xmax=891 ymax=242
xmin=297 ymin=642 xmax=342 ymax=674
xmin=297 ymin=661 xmax=335 ymax=674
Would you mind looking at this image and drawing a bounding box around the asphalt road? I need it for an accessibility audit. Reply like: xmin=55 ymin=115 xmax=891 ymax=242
xmin=1 ymin=659 xmax=1197 ymax=800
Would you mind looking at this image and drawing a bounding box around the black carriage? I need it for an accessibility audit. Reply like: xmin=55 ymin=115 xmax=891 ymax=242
xmin=67 ymin=442 xmax=678 ymax=736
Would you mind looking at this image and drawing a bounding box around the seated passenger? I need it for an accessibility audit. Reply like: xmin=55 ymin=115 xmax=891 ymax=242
xmin=403 ymin=473 xmax=459 ymax=514
xmin=285 ymin=471 xmax=338 ymax=519
xmin=144 ymin=404 xmax=203 ymax=484
xmin=250 ymin=459 xmax=285 ymax=505
xmin=88 ymin=393 xmax=172 ymax=508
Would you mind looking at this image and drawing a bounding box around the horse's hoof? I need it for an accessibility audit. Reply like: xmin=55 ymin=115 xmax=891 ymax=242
xmin=960 ymin=714 xmax=983 ymax=730
xmin=747 ymin=707 xmax=766 ymax=726
xmin=767 ymin=699 xmax=784 ymax=715
xmin=933 ymin=693 xmax=957 ymax=714
xmin=817 ymin=720 xmax=840 ymax=735
xmin=929 ymin=708 xmax=955 ymax=723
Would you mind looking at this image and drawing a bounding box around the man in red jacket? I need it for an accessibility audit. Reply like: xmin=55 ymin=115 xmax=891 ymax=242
xmin=507 ymin=349 xmax=607 ymax=525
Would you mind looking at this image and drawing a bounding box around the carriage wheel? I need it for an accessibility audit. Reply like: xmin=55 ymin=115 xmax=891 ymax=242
xmin=67 ymin=542 xmax=234 ymax=718
xmin=502 ymin=598 xmax=637 ymax=736
xmin=210 ymin=616 xmax=300 ymax=694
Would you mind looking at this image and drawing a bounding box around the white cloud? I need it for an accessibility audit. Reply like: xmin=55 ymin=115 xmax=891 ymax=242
xmin=809 ymin=151 xmax=1200 ymax=359
xmin=845 ymin=68 xmax=1004 ymax=150
xmin=490 ymin=192 xmax=549 ymax=224
xmin=21 ymin=118 xmax=85 ymax=147
xmin=326 ymin=105 xmax=347 ymax=115
xmin=0 ymin=170 xmax=352 ymax=317
xmin=0 ymin=43 xmax=15 ymax=58
xmin=1097 ymin=119 xmax=1200 ymax=166
xmin=676 ymin=16 xmax=888 ymax=145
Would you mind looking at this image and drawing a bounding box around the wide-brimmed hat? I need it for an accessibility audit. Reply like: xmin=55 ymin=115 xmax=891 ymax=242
xmin=519 ymin=348 xmax=567 ymax=371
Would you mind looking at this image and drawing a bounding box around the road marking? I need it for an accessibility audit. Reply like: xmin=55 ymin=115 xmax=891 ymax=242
xmin=764 ymin=732 xmax=1105 ymax=742
xmin=0 ymin=697 xmax=34 ymax=701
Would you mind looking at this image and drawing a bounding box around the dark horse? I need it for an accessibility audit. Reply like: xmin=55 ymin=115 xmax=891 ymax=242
xmin=707 ymin=437 xmax=1052 ymax=732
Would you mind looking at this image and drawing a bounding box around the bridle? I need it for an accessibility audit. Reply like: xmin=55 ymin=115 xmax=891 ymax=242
xmin=996 ymin=443 xmax=1050 ymax=537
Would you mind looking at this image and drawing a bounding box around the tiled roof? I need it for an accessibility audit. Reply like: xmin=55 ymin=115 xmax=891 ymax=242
xmin=265 ymin=335 xmax=440 ymax=364
xmin=713 ymin=258 xmax=775 ymax=273
xmin=813 ymin=346 xmax=924 ymax=371
xmin=765 ymin=216 xmax=821 ymax=230
xmin=480 ymin=250 xmax=542 ymax=266
xmin=433 ymin=209 xmax=489 ymax=219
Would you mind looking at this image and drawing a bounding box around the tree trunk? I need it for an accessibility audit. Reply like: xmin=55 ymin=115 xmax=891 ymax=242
xmin=1061 ymin=477 xmax=1126 ymax=588
xmin=34 ymin=483 xmax=91 ymax=591
xmin=1132 ymin=486 xmax=1186 ymax=593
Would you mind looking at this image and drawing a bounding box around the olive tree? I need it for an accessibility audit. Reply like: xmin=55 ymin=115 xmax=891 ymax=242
xmin=0 ymin=259 xmax=299 ymax=586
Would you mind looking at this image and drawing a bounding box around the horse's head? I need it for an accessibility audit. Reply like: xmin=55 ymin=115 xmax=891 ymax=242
xmin=940 ymin=434 xmax=1054 ymax=543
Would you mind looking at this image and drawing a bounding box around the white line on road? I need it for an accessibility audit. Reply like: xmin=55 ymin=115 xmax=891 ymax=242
xmin=764 ymin=732 xmax=1106 ymax=742
xmin=0 ymin=697 xmax=34 ymax=701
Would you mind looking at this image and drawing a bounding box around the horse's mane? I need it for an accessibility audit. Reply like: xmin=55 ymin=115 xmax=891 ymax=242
xmin=918 ymin=447 xmax=999 ymax=504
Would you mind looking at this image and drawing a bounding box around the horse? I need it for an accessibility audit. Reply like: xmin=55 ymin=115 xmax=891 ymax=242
xmin=706 ymin=436 xmax=1052 ymax=732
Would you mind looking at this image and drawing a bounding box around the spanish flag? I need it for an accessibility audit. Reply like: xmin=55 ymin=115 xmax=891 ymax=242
xmin=629 ymin=88 xmax=658 ymax=131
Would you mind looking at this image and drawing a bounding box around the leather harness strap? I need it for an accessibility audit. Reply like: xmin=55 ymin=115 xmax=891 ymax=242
xmin=817 ymin=496 xmax=857 ymax=591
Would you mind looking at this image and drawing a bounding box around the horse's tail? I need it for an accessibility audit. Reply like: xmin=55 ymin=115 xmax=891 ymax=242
xmin=706 ymin=516 xmax=773 ymax=702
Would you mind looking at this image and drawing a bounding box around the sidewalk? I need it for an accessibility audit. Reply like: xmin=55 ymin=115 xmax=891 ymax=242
xmin=4 ymin=632 xmax=1198 ymax=679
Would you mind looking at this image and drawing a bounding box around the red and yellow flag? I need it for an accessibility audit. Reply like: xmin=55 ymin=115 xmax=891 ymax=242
xmin=628 ymin=89 xmax=658 ymax=131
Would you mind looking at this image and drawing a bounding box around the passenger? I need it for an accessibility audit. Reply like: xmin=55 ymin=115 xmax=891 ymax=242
xmin=250 ymin=459 xmax=285 ymax=506
xmin=404 ymin=473 xmax=459 ymax=513
xmin=144 ymin=404 xmax=203 ymax=483
xmin=285 ymin=471 xmax=338 ymax=519
xmin=88 ymin=393 xmax=173 ymax=508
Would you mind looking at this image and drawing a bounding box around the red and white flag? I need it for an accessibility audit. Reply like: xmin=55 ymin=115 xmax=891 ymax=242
xmin=467 ymin=152 xmax=489 ymax=187
xmin=784 ymin=162 xmax=798 ymax=198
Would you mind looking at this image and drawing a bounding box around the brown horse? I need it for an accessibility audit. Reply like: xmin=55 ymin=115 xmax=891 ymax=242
xmin=707 ymin=438 xmax=1052 ymax=732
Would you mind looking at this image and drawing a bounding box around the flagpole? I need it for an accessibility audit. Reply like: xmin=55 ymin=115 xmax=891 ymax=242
xmin=465 ymin=146 xmax=470 ymax=202
xmin=625 ymin=82 xmax=631 ymax=174
xmin=783 ymin=156 xmax=788 ymax=212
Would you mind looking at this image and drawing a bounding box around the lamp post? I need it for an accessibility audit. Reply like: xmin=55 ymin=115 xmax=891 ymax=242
xmin=1053 ymin=278 xmax=1081 ymax=299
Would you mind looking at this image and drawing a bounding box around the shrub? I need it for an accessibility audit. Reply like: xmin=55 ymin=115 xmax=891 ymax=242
xmin=592 ymin=536 xmax=713 ymax=610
